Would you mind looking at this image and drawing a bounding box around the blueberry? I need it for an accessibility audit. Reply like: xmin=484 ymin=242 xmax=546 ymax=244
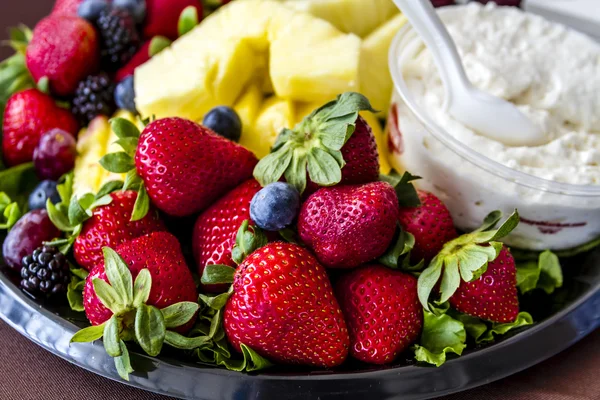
xmin=113 ymin=0 xmax=147 ymax=24
xmin=78 ymin=0 xmax=111 ymax=22
xmin=114 ymin=76 xmax=137 ymax=113
xmin=202 ymin=106 xmax=242 ymax=142
xmin=250 ymin=183 xmax=300 ymax=231
xmin=28 ymin=181 xmax=61 ymax=211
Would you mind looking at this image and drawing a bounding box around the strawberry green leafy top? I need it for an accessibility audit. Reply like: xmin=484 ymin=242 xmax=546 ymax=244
xmin=254 ymin=92 xmax=376 ymax=194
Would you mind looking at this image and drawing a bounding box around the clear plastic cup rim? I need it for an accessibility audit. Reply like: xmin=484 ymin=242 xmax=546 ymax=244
xmin=388 ymin=20 xmax=600 ymax=198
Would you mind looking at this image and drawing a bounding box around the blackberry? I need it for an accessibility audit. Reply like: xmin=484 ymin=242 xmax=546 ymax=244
xmin=72 ymin=73 xmax=116 ymax=125
xmin=97 ymin=8 xmax=140 ymax=71
xmin=20 ymin=245 xmax=70 ymax=296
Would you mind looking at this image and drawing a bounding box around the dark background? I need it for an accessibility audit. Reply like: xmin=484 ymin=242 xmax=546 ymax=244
xmin=0 ymin=1 xmax=598 ymax=399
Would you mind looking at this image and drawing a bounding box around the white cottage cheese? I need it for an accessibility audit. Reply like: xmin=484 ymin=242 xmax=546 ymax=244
xmin=401 ymin=3 xmax=600 ymax=185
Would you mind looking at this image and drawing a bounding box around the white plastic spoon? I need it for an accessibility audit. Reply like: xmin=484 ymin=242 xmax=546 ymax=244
xmin=392 ymin=0 xmax=546 ymax=147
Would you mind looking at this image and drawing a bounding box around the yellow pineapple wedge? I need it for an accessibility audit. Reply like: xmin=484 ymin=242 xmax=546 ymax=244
xmin=134 ymin=0 xmax=360 ymax=121
xmin=72 ymin=111 xmax=138 ymax=197
xmin=250 ymin=96 xmax=296 ymax=159
xmin=360 ymin=13 xmax=408 ymax=113
xmin=282 ymin=0 xmax=398 ymax=38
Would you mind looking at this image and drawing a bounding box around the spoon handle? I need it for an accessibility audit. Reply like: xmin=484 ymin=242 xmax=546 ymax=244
xmin=392 ymin=0 xmax=470 ymax=108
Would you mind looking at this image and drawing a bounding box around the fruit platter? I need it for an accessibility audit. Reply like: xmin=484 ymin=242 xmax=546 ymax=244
xmin=1 ymin=0 xmax=599 ymax=399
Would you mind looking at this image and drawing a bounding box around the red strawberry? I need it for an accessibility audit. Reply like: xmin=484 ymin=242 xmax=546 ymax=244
xmin=74 ymin=190 xmax=166 ymax=270
xmin=135 ymin=117 xmax=257 ymax=217
xmin=449 ymin=246 xmax=519 ymax=323
xmin=51 ymin=0 xmax=84 ymax=16
xmin=398 ymin=190 xmax=458 ymax=263
xmin=298 ymin=182 xmax=399 ymax=269
xmin=2 ymin=89 xmax=79 ymax=167
xmin=335 ymin=265 xmax=423 ymax=364
xmin=192 ymin=179 xmax=262 ymax=293
xmin=115 ymin=41 xmax=151 ymax=82
xmin=83 ymin=231 xmax=197 ymax=326
xmin=144 ymin=0 xmax=203 ymax=40
xmin=26 ymin=16 xmax=99 ymax=96
xmin=224 ymin=242 xmax=350 ymax=367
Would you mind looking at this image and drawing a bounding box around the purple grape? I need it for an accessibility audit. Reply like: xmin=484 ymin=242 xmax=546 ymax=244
xmin=33 ymin=129 xmax=77 ymax=181
xmin=2 ymin=210 xmax=61 ymax=271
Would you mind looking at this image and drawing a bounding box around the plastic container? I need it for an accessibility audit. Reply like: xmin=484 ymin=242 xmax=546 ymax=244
xmin=387 ymin=17 xmax=600 ymax=251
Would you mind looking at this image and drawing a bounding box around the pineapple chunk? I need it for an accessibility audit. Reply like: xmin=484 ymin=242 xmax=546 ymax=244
xmin=135 ymin=0 xmax=360 ymax=121
xmin=251 ymin=96 xmax=296 ymax=158
xmin=72 ymin=111 xmax=137 ymax=197
xmin=283 ymin=0 xmax=399 ymax=38
xmin=360 ymin=13 xmax=408 ymax=113
xmin=235 ymin=83 xmax=264 ymax=151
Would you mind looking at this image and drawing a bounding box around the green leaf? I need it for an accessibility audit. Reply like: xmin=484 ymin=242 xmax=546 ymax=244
xmin=0 ymin=196 xmax=21 ymax=230
xmin=95 ymin=180 xmax=124 ymax=200
xmin=93 ymin=278 xmax=125 ymax=314
xmin=46 ymin=199 xmax=73 ymax=232
xmin=278 ymin=228 xmax=300 ymax=244
xmin=201 ymin=265 xmax=236 ymax=286
xmin=56 ymin=172 xmax=74 ymax=205
xmin=161 ymin=302 xmax=199 ymax=329
xmin=378 ymin=227 xmax=416 ymax=269
xmin=115 ymin=137 xmax=139 ymax=155
xmin=271 ymin=128 xmax=294 ymax=153
xmin=149 ymin=36 xmax=172 ymax=57
xmin=36 ymin=76 xmax=49 ymax=94
xmin=439 ymin=255 xmax=460 ymax=303
xmin=104 ymin=316 xmax=123 ymax=357
xmin=199 ymin=292 xmax=232 ymax=311
xmin=122 ymin=170 xmax=141 ymax=192
xmin=306 ymin=147 xmax=341 ymax=186
xmin=70 ymin=323 xmax=106 ymax=343
xmin=516 ymin=250 xmax=563 ymax=295
xmin=88 ymin=194 xmax=113 ymax=210
xmin=99 ymin=152 xmax=135 ymax=174
xmin=70 ymin=265 xmax=89 ymax=280
xmin=417 ymin=258 xmax=443 ymax=311
xmin=413 ymin=310 xmax=466 ymax=367
xmin=0 ymin=163 xmax=36 ymax=198
xmin=102 ymin=247 xmax=134 ymax=305
xmin=68 ymin=193 xmax=94 ymax=226
xmin=135 ymin=304 xmax=166 ymax=357
xmin=381 ymin=170 xmax=421 ymax=208
xmin=110 ymin=118 xmax=140 ymax=140
xmin=231 ymin=220 xmax=268 ymax=265
xmin=477 ymin=312 xmax=533 ymax=343
xmin=457 ymin=244 xmax=497 ymax=282
xmin=130 ymin=185 xmax=150 ymax=221
xmin=240 ymin=344 xmax=273 ymax=372
xmin=284 ymin=150 xmax=308 ymax=195
xmin=209 ymin=309 xmax=223 ymax=339
xmin=474 ymin=211 xmax=503 ymax=232
xmin=448 ymin=311 xmax=488 ymax=341
xmin=164 ymin=331 xmax=211 ymax=350
xmin=114 ymin=341 xmax=133 ymax=381
xmin=67 ymin=276 xmax=85 ymax=312
xmin=132 ymin=269 xmax=152 ymax=307
xmin=178 ymin=5 xmax=199 ymax=37
xmin=253 ymin=149 xmax=293 ymax=187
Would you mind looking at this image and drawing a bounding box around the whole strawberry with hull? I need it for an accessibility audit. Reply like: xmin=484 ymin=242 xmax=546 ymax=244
xmin=2 ymin=88 xmax=79 ymax=167
xmin=74 ymin=190 xmax=166 ymax=270
xmin=298 ymin=181 xmax=399 ymax=269
xmin=74 ymin=231 xmax=199 ymax=381
xmin=101 ymin=117 xmax=257 ymax=218
xmin=417 ymin=211 xmax=521 ymax=323
xmin=26 ymin=15 xmax=99 ymax=96
xmin=335 ymin=264 xmax=423 ymax=364
xmin=254 ymin=92 xmax=379 ymax=195
xmin=221 ymin=241 xmax=350 ymax=367
xmin=192 ymin=179 xmax=262 ymax=293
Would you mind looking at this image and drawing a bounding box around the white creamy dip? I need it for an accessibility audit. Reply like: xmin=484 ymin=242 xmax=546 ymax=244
xmin=401 ymin=2 xmax=600 ymax=185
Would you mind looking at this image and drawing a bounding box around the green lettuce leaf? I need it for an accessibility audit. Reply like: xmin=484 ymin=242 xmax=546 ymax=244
xmin=477 ymin=312 xmax=534 ymax=343
xmin=413 ymin=310 xmax=466 ymax=367
xmin=516 ymin=250 xmax=563 ymax=295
